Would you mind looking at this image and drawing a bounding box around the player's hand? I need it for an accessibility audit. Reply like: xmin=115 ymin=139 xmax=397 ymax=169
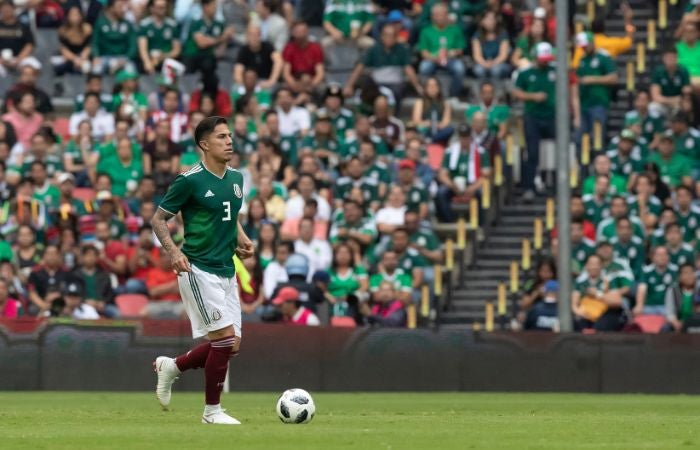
xmin=171 ymin=249 xmax=191 ymax=274
xmin=236 ymin=238 xmax=255 ymax=260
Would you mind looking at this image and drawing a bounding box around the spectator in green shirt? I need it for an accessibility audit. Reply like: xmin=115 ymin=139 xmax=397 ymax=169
xmin=416 ymin=3 xmax=466 ymax=98
xmin=572 ymin=254 xmax=626 ymax=332
xmin=669 ymin=111 xmax=700 ymax=176
xmin=91 ymin=0 xmax=137 ymax=74
xmin=181 ymin=0 xmax=234 ymax=77
xmin=650 ymin=47 xmax=691 ymax=116
xmin=326 ymin=243 xmax=369 ymax=317
xmin=101 ymin=137 xmax=143 ymax=198
xmin=30 ymin=161 xmax=60 ymax=210
xmin=137 ymin=0 xmax=181 ymax=75
xmin=465 ymin=81 xmax=510 ymax=140
xmin=635 ymin=246 xmax=678 ymax=316
xmin=575 ymin=31 xmax=618 ymax=155
xmin=471 ymin=10 xmax=511 ymax=80
xmin=322 ymin=0 xmax=375 ymax=51
xmin=369 ymin=249 xmax=412 ymax=304
xmin=649 ymin=132 xmax=693 ymax=188
xmin=663 ymin=263 xmax=699 ymax=332
xmin=582 ymin=155 xmax=628 ymax=196
xmin=513 ymin=42 xmax=556 ymax=201
xmin=624 ymin=90 xmax=663 ymax=149
xmin=344 ymin=24 xmax=422 ymax=113
xmin=676 ymin=21 xmax=700 ymax=83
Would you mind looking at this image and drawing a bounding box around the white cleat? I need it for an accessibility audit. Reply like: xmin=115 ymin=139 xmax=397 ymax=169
xmin=202 ymin=409 xmax=241 ymax=425
xmin=153 ymin=356 xmax=180 ymax=410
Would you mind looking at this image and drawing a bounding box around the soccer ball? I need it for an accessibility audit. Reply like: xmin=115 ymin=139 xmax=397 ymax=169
xmin=276 ymin=388 xmax=315 ymax=424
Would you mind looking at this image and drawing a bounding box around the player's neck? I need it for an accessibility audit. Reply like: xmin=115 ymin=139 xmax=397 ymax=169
xmin=201 ymin=159 xmax=227 ymax=179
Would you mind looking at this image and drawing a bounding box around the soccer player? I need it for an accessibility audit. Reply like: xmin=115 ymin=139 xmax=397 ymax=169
xmin=150 ymin=116 xmax=254 ymax=425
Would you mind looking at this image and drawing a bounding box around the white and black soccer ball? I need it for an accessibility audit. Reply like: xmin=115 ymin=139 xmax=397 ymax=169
xmin=276 ymin=388 xmax=315 ymax=424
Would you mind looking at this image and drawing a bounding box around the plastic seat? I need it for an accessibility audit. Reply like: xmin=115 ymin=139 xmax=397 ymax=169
xmin=633 ymin=314 xmax=666 ymax=334
xmin=330 ymin=316 xmax=356 ymax=328
xmin=53 ymin=117 xmax=71 ymax=140
xmin=426 ymin=144 xmax=445 ymax=171
xmin=115 ymin=294 xmax=149 ymax=317
xmin=72 ymin=187 xmax=96 ymax=202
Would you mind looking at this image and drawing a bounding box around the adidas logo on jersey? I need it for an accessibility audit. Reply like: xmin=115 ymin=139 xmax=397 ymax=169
xmin=205 ymin=190 xmax=215 ymax=198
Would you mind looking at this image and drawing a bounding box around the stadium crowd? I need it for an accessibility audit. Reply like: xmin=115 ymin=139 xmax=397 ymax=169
xmin=0 ymin=0 xmax=699 ymax=333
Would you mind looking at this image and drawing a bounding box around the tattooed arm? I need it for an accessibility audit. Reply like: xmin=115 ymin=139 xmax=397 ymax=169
xmin=152 ymin=208 xmax=191 ymax=273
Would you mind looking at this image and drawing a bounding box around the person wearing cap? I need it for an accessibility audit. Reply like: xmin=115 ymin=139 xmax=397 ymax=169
xmin=648 ymin=132 xmax=692 ymax=188
xmin=270 ymin=252 xmax=325 ymax=313
xmin=322 ymin=0 xmax=375 ymax=51
xmin=0 ymin=0 xmax=34 ymax=75
xmin=624 ymin=91 xmax=664 ymax=148
xmin=137 ymin=0 xmax=181 ymax=75
xmin=68 ymin=92 xmax=115 ymax=141
xmin=334 ymin=156 xmax=381 ymax=211
xmin=436 ymin=123 xmax=491 ymax=222
xmin=513 ymin=41 xmax=556 ymax=201
xmin=664 ymin=263 xmax=700 ymax=332
xmin=394 ymin=159 xmax=429 ymax=220
xmin=575 ymin=30 xmax=619 ymax=149
xmin=344 ymin=23 xmax=421 ymax=112
xmin=271 ymin=286 xmax=320 ymax=326
xmin=650 ymin=47 xmax=691 ymax=116
xmin=669 ymin=111 xmax=700 ymax=178
xmin=316 ymin=85 xmax=354 ymax=141
xmin=605 ymin=129 xmax=646 ymax=183
xmin=112 ymin=69 xmax=148 ymax=119
xmin=58 ymin=280 xmax=100 ymax=320
xmin=572 ymin=253 xmax=627 ymax=332
xmin=571 ymin=3 xmax=635 ymax=69
xmin=417 ymin=3 xmax=466 ymax=98
xmin=524 ymin=280 xmax=560 ymax=332
xmin=91 ymin=0 xmax=137 ymax=74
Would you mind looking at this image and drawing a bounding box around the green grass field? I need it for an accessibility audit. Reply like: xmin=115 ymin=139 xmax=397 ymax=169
xmin=2 ymin=392 xmax=699 ymax=449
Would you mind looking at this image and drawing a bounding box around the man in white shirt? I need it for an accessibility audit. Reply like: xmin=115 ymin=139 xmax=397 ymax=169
xmin=68 ymin=92 xmax=115 ymax=141
xmin=275 ymin=87 xmax=310 ymax=136
xmin=263 ymin=241 xmax=293 ymax=299
xmin=375 ymin=185 xmax=408 ymax=235
xmin=294 ymin=217 xmax=332 ymax=281
xmin=284 ymin=173 xmax=331 ymax=221
xmin=61 ymin=281 xmax=100 ymax=320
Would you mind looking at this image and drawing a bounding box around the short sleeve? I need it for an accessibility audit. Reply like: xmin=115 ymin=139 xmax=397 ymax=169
xmin=514 ymin=70 xmax=527 ymax=90
xmin=158 ymin=174 xmax=190 ymax=215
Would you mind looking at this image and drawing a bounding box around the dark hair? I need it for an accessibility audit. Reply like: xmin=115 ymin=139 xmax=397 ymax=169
xmin=275 ymin=87 xmax=293 ymax=100
xmin=571 ymin=217 xmax=584 ymax=226
xmin=676 ymin=185 xmax=693 ymax=196
xmin=534 ymin=257 xmax=557 ymax=284
xmin=236 ymin=93 xmax=254 ymax=113
xmin=83 ymin=91 xmax=101 ymax=105
xmin=277 ymin=240 xmax=295 ymax=254
xmin=616 ymin=216 xmax=631 ymax=227
xmin=392 ymin=226 xmax=409 ymax=237
xmin=679 ymin=262 xmax=696 ymax=274
xmin=81 ymin=244 xmax=99 ymax=256
xmin=344 ymin=199 xmax=362 ymax=210
xmin=201 ymin=0 xmax=216 ymax=6
xmin=305 ymin=198 xmax=318 ymax=208
xmin=138 ymin=224 xmax=153 ymax=234
xmin=665 ymin=222 xmax=681 ymax=234
xmin=30 ymin=160 xmax=47 ymax=171
xmin=610 ymin=195 xmax=626 ymax=206
xmin=259 ymin=220 xmax=279 ymax=246
xmin=299 ymin=217 xmax=314 ymax=228
xmin=194 ymin=116 xmax=228 ymax=150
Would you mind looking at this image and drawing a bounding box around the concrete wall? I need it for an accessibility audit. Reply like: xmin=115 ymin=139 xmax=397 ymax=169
xmin=2 ymin=321 xmax=700 ymax=393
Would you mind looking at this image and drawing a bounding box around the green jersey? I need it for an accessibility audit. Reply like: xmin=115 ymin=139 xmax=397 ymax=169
xmin=675 ymin=206 xmax=700 ymax=243
xmin=582 ymin=173 xmax=627 ymax=196
xmin=515 ymin=64 xmax=556 ymax=119
xmin=275 ymin=135 xmax=299 ymax=166
xmin=672 ymin=129 xmax=700 ymax=169
xmin=396 ymin=247 xmax=428 ymax=273
xmin=610 ymin=235 xmax=646 ymax=275
xmin=441 ymin=142 xmax=491 ymax=179
xmin=627 ymin=195 xmax=662 ymax=218
xmin=574 ymin=270 xmax=627 ymax=296
xmin=329 ymin=216 xmax=377 ymax=245
xmin=231 ymin=85 xmax=272 ymax=111
xmin=365 ymin=160 xmax=391 ymax=186
xmin=410 ymin=228 xmax=440 ymax=251
xmin=92 ymin=14 xmax=136 ymax=58
xmin=183 ymin=17 xmax=226 ymax=57
xmin=402 ymin=182 xmax=429 ymax=213
xmin=668 ymin=243 xmax=695 ymax=267
xmin=103 ymin=158 xmax=143 ymax=198
xmin=604 ymin=259 xmax=635 ymax=289
xmin=465 ymin=103 xmax=510 ymax=135
xmin=333 ymin=176 xmax=380 ymax=205
xmin=138 ymin=16 xmax=179 ymax=54
xmin=32 ymin=183 xmax=60 ymax=210
xmin=340 ymin=135 xmax=388 ymax=159
xmin=596 ymin=216 xmax=645 ymax=242
xmin=328 ymin=265 xmax=368 ymax=299
xmin=606 ymin=148 xmax=645 ymax=181
xmin=582 ymin=194 xmax=611 ymax=226
xmin=315 ymin=107 xmax=354 ymax=140
xmin=651 ymin=65 xmax=690 ymax=97
xmin=577 ymin=50 xmax=616 ymax=109
xmin=369 ymin=269 xmax=412 ymax=294
xmin=649 ymin=228 xmax=666 ymax=248
xmin=417 ymin=24 xmax=465 ymax=56
xmin=159 ymin=163 xmax=245 ymax=277
xmin=648 ymin=151 xmax=692 ymax=187
xmin=233 ymin=132 xmax=257 ymax=156
xmin=300 ymin=133 xmax=339 ymax=165
xmin=17 ymin=154 xmax=63 ymax=179
xmin=624 ymin=110 xmax=664 ymax=143
xmin=572 ymin=237 xmax=597 ymax=271
xmin=323 ymin=0 xmax=374 ymax=38
xmin=640 ymin=264 xmax=678 ymax=306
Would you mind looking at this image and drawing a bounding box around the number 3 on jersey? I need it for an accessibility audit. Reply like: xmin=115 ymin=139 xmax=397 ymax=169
xmin=222 ymin=201 xmax=232 ymax=221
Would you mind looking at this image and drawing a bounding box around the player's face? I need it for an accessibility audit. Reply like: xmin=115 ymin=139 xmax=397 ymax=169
xmin=203 ymin=123 xmax=234 ymax=163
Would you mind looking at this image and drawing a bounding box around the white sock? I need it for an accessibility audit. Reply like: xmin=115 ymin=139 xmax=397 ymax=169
xmin=204 ymin=404 xmax=222 ymax=415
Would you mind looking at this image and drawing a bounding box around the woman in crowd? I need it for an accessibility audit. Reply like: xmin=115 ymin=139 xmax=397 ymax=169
xmin=511 ymin=17 xmax=547 ymax=70
xmin=242 ymin=197 xmax=269 ymax=244
xmin=55 ymin=6 xmax=93 ymax=75
xmin=519 ymin=257 xmax=557 ymax=322
xmin=411 ymin=77 xmax=453 ymax=144
xmin=323 ymin=243 xmax=369 ymax=318
xmin=257 ymin=220 xmax=279 ymax=270
xmin=471 ymin=10 xmax=512 ymax=79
